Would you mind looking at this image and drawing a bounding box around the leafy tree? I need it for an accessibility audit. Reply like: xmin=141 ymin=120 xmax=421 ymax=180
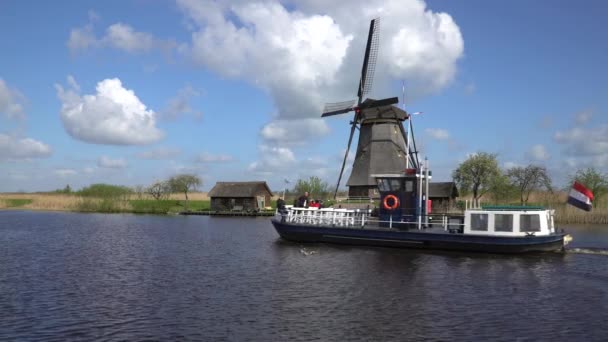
xmin=487 ymin=173 xmax=517 ymax=204
xmin=568 ymin=167 xmax=608 ymax=200
xmin=168 ymin=174 xmax=202 ymax=202
xmin=452 ymin=152 xmax=501 ymax=207
xmin=507 ymin=165 xmax=552 ymax=205
xmin=146 ymin=181 xmax=171 ymax=200
xmin=293 ymin=176 xmax=330 ymax=199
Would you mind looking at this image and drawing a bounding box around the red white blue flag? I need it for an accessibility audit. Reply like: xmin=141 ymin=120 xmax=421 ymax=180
xmin=567 ymin=181 xmax=594 ymax=211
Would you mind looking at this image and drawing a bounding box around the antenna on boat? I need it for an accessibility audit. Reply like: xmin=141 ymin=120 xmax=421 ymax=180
xmin=403 ymin=81 xmax=409 ymax=169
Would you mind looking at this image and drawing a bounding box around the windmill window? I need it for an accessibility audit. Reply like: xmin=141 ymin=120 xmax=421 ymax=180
xmin=520 ymin=214 xmax=541 ymax=232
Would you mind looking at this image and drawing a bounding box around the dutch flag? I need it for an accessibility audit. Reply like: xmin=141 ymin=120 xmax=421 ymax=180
xmin=567 ymin=181 xmax=594 ymax=211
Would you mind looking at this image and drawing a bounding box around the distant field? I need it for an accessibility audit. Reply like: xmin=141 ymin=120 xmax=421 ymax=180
xmin=2 ymin=191 xmax=606 ymax=223
xmin=0 ymin=193 xmax=211 ymax=214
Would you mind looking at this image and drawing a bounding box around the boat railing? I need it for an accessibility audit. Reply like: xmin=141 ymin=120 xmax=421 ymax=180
xmin=275 ymin=207 xmax=466 ymax=231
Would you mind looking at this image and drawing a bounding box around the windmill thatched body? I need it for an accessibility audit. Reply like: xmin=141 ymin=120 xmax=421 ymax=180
xmin=346 ymin=102 xmax=410 ymax=198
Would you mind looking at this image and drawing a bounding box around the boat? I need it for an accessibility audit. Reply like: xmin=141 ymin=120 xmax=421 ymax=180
xmin=270 ymin=18 xmax=569 ymax=253
xmin=271 ymin=171 xmax=570 ymax=254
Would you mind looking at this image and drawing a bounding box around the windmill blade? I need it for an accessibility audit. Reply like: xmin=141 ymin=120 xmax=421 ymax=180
xmin=359 ymin=97 xmax=399 ymax=110
xmin=333 ymin=116 xmax=359 ymax=199
xmin=321 ymin=99 xmax=357 ymax=117
xmin=357 ymin=18 xmax=380 ymax=102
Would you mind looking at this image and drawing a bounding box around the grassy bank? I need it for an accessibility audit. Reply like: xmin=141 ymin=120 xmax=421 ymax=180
xmin=0 ymin=193 xmax=211 ymax=214
xmin=2 ymin=192 xmax=606 ymax=224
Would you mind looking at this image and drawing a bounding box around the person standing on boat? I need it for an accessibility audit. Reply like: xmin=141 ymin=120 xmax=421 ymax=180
xmin=276 ymin=197 xmax=287 ymax=214
xmin=297 ymin=192 xmax=309 ymax=208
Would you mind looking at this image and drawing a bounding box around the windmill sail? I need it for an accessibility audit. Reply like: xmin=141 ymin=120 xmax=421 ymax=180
xmin=321 ymin=18 xmax=416 ymax=199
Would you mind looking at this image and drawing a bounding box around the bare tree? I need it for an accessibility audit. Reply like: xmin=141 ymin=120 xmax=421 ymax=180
xmin=147 ymin=181 xmax=171 ymax=200
xmin=507 ymin=165 xmax=552 ymax=205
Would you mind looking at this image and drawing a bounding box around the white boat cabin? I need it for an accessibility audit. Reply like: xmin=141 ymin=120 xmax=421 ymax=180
xmin=464 ymin=207 xmax=556 ymax=237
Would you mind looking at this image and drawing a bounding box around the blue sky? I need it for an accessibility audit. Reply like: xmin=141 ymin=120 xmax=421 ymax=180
xmin=1 ymin=0 xmax=607 ymax=192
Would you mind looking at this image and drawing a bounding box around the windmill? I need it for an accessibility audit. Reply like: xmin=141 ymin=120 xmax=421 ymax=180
xmin=322 ymin=18 xmax=421 ymax=199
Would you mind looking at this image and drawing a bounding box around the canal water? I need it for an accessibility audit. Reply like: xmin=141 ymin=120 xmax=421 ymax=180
xmin=1 ymin=210 xmax=607 ymax=341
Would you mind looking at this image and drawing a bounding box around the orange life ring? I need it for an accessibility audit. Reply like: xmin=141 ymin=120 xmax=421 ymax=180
xmin=382 ymin=194 xmax=399 ymax=210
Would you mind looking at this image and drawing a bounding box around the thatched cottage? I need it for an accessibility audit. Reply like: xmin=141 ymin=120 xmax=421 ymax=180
xmin=208 ymin=181 xmax=273 ymax=212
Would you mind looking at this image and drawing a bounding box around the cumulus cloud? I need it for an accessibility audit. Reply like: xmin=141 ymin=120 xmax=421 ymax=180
xmin=425 ymin=128 xmax=450 ymax=140
xmin=137 ymin=147 xmax=181 ymax=160
xmin=0 ymin=133 xmax=52 ymax=160
xmin=260 ymin=118 xmax=330 ymax=145
xmin=248 ymin=145 xmax=297 ymax=174
xmin=554 ymin=125 xmax=608 ymax=156
xmin=97 ymin=156 xmax=128 ymax=169
xmin=177 ymin=0 xmax=464 ymax=143
xmin=160 ymin=85 xmax=202 ymax=120
xmin=55 ymin=76 xmax=164 ymax=145
xmin=195 ymin=152 xmax=235 ymax=163
xmin=55 ymin=168 xmax=78 ymax=177
xmin=554 ymin=125 xmax=608 ymax=168
xmin=0 ymin=79 xmax=26 ymax=120
xmin=67 ymin=19 xmax=175 ymax=55
xmin=574 ymin=110 xmax=593 ymax=125
xmin=526 ymin=144 xmax=550 ymax=161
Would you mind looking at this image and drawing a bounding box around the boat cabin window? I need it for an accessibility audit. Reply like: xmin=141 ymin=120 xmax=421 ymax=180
xmin=471 ymin=213 xmax=488 ymax=231
xmin=405 ymin=180 xmax=414 ymax=192
xmin=377 ymin=179 xmax=390 ymax=192
xmin=376 ymin=178 xmax=403 ymax=192
xmin=494 ymin=214 xmax=513 ymax=232
xmin=390 ymin=179 xmax=402 ymax=191
xmin=520 ymin=214 xmax=541 ymax=232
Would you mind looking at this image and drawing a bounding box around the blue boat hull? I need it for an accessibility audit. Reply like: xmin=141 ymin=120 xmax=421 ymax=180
xmin=271 ymin=219 xmax=566 ymax=254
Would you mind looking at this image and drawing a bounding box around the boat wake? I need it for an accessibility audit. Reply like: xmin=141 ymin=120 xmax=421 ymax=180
xmin=300 ymin=247 xmax=317 ymax=256
xmin=565 ymin=247 xmax=608 ymax=256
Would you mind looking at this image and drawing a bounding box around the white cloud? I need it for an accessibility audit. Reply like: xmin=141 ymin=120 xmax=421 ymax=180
xmin=554 ymin=125 xmax=608 ymax=156
xmin=248 ymin=144 xmax=296 ymax=174
xmin=67 ymin=19 xmax=175 ymax=55
xmin=137 ymin=147 xmax=181 ymax=160
xmin=526 ymin=144 xmax=550 ymax=161
xmin=0 ymin=78 xmax=26 ymax=120
xmin=425 ymin=128 xmax=449 ymax=140
xmin=195 ymin=152 xmax=235 ymax=163
xmin=0 ymin=133 xmax=52 ymax=160
xmin=56 ymin=76 xmax=164 ymax=145
xmin=97 ymin=156 xmax=128 ymax=169
xmin=177 ymin=0 xmax=463 ymax=121
xmin=55 ymin=168 xmax=78 ymax=177
xmin=574 ymin=110 xmax=593 ymax=125
xmin=160 ymin=85 xmax=202 ymax=120
xmin=104 ymin=23 xmax=156 ymax=53
xmin=67 ymin=24 xmax=98 ymax=53
xmin=260 ymin=118 xmax=330 ymax=145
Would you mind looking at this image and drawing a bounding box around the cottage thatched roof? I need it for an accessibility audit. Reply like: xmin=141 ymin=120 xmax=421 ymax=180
xmin=208 ymin=181 xmax=273 ymax=198
xmin=429 ymin=182 xmax=459 ymax=199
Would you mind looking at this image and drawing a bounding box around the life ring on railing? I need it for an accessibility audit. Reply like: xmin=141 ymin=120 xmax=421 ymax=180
xmin=382 ymin=194 xmax=399 ymax=211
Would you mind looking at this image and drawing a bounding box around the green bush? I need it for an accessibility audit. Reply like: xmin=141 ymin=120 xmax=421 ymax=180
xmin=78 ymin=184 xmax=132 ymax=199
xmin=3 ymin=198 xmax=33 ymax=207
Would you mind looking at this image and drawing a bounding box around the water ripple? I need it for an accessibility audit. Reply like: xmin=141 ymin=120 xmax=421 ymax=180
xmin=1 ymin=211 xmax=607 ymax=341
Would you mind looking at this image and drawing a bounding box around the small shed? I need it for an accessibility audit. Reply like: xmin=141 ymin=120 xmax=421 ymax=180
xmin=208 ymin=181 xmax=273 ymax=212
xmin=429 ymin=182 xmax=459 ymax=212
